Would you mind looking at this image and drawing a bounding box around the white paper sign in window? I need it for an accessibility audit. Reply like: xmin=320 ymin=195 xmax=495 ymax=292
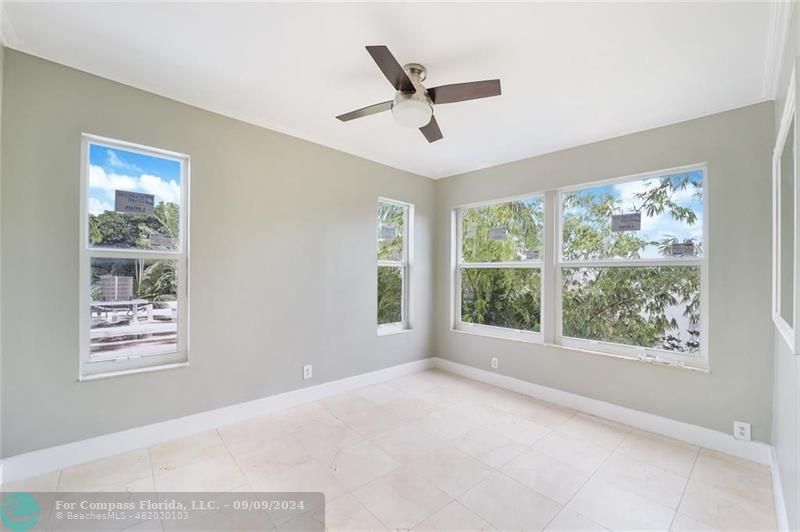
xmin=611 ymin=212 xmax=641 ymax=232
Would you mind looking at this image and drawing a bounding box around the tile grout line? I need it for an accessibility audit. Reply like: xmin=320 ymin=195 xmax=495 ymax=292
xmin=215 ymin=427 xmax=250 ymax=488
xmin=539 ymin=427 xmax=630 ymax=531
xmin=54 ymin=468 xmax=64 ymax=492
xmin=145 ymin=447 xmax=165 ymax=532
xmin=667 ymin=444 xmax=701 ymax=531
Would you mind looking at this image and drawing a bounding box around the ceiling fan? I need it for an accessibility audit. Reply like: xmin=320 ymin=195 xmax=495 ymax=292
xmin=336 ymin=45 xmax=502 ymax=143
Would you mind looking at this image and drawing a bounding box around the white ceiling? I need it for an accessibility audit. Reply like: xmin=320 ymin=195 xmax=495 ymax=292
xmin=1 ymin=2 xmax=778 ymax=178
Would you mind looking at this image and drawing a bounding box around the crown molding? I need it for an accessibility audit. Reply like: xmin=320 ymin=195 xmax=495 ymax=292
xmin=762 ymin=0 xmax=795 ymax=100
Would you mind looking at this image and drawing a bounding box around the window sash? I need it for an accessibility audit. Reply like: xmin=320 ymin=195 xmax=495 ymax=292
xmin=456 ymin=196 xmax=545 ymax=266
xmin=557 ymin=170 xmax=705 ymax=264
xmin=79 ymin=134 xmax=190 ymax=380
xmin=377 ymin=264 xmax=408 ymax=331
xmin=555 ymin=264 xmax=702 ymax=361
xmin=456 ymin=265 xmax=544 ymax=339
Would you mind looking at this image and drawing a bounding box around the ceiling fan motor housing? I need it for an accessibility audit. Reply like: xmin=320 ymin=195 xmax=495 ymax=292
xmin=392 ymin=63 xmax=433 ymax=128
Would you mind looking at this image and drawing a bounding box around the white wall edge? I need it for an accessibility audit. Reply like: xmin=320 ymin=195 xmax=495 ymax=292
xmin=762 ymin=0 xmax=794 ymax=99
xmin=0 ymin=358 xmax=434 ymax=485
xmin=770 ymin=446 xmax=791 ymax=532
xmin=432 ymin=357 xmax=773 ymax=465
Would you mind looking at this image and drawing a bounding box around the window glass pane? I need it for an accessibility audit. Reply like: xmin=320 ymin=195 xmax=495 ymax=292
xmin=378 ymin=266 xmax=403 ymax=324
xmin=88 ymin=143 xmax=182 ymax=251
xmin=90 ymin=257 xmax=178 ymax=361
xmin=378 ymin=202 xmax=405 ymax=261
xmin=461 ymin=198 xmax=544 ymax=263
xmin=562 ymin=266 xmax=700 ymax=353
xmin=562 ymin=171 xmax=703 ymax=260
xmin=780 ymin=120 xmax=795 ymax=324
xmin=461 ymin=268 xmax=541 ymax=332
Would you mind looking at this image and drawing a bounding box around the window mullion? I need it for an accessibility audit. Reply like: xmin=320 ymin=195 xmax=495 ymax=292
xmin=558 ymin=258 xmax=703 ymax=268
xmin=458 ymin=261 xmax=543 ymax=269
xmin=543 ymin=190 xmax=557 ymax=344
xmin=87 ymin=249 xmax=181 ymax=261
xmin=377 ymin=260 xmax=404 ymax=268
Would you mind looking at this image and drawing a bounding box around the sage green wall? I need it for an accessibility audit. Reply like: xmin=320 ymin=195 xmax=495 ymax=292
xmin=433 ymin=101 xmax=775 ymax=443
xmin=0 ymin=50 xmax=435 ymax=456
xmin=772 ymin=4 xmax=800 ymax=529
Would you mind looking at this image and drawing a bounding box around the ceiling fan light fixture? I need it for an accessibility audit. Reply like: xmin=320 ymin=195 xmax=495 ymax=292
xmin=392 ymin=98 xmax=433 ymax=128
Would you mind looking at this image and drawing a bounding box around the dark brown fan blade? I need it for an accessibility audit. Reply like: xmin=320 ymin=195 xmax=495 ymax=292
xmin=428 ymin=79 xmax=501 ymax=105
xmin=419 ymin=116 xmax=443 ymax=143
xmin=365 ymin=46 xmax=415 ymax=93
xmin=336 ymin=100 xmax=393 ymax=121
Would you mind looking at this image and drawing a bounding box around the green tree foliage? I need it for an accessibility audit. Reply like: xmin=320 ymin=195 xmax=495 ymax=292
xmin=378 ymin=267 xmax=402 ymax=324
xmin=462 ymin=268 xmax=541 ymax=331
xmin=89 ymin=201 xmax=179 ymax=302
xmin=462 ymin=174 xmax=703 ymax=353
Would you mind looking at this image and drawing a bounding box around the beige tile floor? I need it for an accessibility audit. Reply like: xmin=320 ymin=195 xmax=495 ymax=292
xmin=4 ymin=370 xmax=778 ymax=531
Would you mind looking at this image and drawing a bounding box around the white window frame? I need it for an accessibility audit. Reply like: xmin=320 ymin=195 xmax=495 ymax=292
xmin=453 ymin=194 xmax=545 ymax=343
xmin=772 ymin=61 xmax=800 ymax=354
xmin=79 ymin=134 xmax=190 ymax=380
xmin=449 ymin=164 xmax=708 ymax=370
xmin=377 ymin=197 xmax=413 ymax=335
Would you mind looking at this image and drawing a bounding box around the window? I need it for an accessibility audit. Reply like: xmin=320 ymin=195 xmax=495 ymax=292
xmin=455 ymin=196 xmax=544 ymax=340
xmin=558 ymin=168 xmax=705 ymax=366
xmin=451 ymin=165 xmax=707 ymax=369
xmin=773 ymin=61 xmax=800 ymax=354
xmin=79 ymin=135 xmax=189 ymax=379
xmin=377 ymin=198 xmax=412 ymax=333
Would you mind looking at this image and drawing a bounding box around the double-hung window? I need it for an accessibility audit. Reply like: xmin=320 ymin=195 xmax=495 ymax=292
xmin=79 ymin=134 xmax=189 ymax=379
xmin=377 ymin=198 xmax=412 ymax=333
xmin=455 ymin=196 xmax=544 ymax=341
xmin=557 ymin=167 xmax=706 ymax=366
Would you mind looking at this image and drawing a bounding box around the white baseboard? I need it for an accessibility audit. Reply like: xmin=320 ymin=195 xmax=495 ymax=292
xmin=432 ymin=357 xmax=773 ymax=465
xmin=0 ymin=358 xmax=434 ymax=485
xmin=770 ymin=446 xmax=791 ymax=532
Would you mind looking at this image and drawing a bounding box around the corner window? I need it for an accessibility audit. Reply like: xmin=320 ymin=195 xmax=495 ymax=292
xmin=455 ymin=196 xmax=544 ymax=340
xmin=558 ymin=168 xmax=706 ymax=366
xmin=80 ymin=135 xmax=189 ymax=379
xmin=377 ymin=198 xmax=412 ymax=333
xmin=450 ymin=165 xmax=707 ymax=369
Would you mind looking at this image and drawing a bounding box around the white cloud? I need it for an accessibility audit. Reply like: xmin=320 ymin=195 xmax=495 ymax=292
xmin=88 ymin=197 xmax=114 ymax=215
xmin=89 ymin=165 xmax=180 ymax=206
xmin=139 ymin=174 xmax=180 ymax=204
xmin=106 ymin=149 xmax=142 ymax=174
xmin=614 ymin=179 xmax=651 ymax=206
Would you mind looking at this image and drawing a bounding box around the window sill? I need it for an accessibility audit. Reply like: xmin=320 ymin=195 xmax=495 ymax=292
xmin=79 ymin=360 xmax=190 ymax=382
xmin=451 ymin=325 xmax=543 ymax=344
xmin=448 ymin=328 xmax=709 ymax=373
xmin=377 ymin=326 xmax=413 ymax=337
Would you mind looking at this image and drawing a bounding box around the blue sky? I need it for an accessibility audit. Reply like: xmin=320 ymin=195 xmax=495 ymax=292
xmin=88 ymin=143 xmax=182 ymax=215
xmin=565 ymin=170 xmax=704 ymax=258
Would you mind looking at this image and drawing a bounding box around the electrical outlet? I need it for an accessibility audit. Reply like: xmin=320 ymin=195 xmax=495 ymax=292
xmin=490 ymin=357 xmax=499 ymax=369
xmin=303 ymin=364 xmax=313 ymax=380
xmin=734 ymin=421 xmax=751 ymax=441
